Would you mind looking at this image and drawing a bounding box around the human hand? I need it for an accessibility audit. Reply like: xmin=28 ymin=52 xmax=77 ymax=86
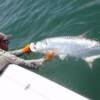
xmin=44 ymin=51 xmax=55 ymax=61
xmin=22 ymin=44 xmax=31 ymax=54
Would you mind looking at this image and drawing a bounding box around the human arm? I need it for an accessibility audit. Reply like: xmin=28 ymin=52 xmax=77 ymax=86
xmin=0 ymin=49 xmax=55 ymax=75
xmin=5 ymin=51 xmax=46 ymax=69
xmin=9 ymin=50 xmax=54 ymax=69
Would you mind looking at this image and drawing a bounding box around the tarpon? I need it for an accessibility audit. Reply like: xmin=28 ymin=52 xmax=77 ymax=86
xmin=30 ymin=36 xmax=100 ymax=68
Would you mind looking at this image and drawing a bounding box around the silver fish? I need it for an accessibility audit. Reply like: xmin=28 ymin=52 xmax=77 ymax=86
xmin=30 ymin=36 xmax=100 ymax=68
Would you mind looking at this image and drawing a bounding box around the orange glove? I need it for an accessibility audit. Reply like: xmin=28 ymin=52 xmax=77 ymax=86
xmin=44 ymin=51 xmax=55 ymax=61
xmin=22 ymin=44 xmax=31 ymax=54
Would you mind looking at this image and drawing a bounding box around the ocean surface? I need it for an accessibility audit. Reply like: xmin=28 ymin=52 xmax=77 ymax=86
xmin=0 ymin=0 xmax=100 ymax=99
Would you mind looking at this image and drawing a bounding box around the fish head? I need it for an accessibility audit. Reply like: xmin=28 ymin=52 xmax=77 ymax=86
xmin=30 ymin=42 xmax=46 ymax=53
xmin=30 ymin=43 xmax=37 ymax=52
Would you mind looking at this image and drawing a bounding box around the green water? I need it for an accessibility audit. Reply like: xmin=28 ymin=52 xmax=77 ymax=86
xmin=0 ymin=0 xmax=100 ymax=99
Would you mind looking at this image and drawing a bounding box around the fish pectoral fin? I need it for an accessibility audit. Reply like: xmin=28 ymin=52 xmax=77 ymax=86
xmin=59 ymin=55 xmax=66 ymax=60
xmin=83 ymin=55 xmax=100 ymax=68
xmin=84 ymin=57 xmax=93 ymax=69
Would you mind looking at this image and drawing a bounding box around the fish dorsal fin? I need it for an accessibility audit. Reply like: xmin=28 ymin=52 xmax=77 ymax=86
xmin=78 ymin=30 xmax=91 ymax=38
xmin=59 ymin=55 xmax=66 ymax=60
xmin=78 ymin=32 xmax=87 ymax=38
xmin=83 ymin=55 xmax=100 ymax=68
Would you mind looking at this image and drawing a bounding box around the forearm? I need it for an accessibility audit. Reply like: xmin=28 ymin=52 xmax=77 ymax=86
xmin=9 ymin=49 xmax=24 ymax=56
xmin=12 ymin=56 xmax=46 ymax=69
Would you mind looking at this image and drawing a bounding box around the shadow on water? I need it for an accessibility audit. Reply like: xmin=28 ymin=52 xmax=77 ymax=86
xmin=0 ymin=0 xmax=100 ymax=99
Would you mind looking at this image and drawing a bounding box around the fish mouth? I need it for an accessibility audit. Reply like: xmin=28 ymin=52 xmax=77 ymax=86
xmin=30 ymin=42 xmax=47 ymax=52
xmin=30 ymin=43 xmax=37 ymax=52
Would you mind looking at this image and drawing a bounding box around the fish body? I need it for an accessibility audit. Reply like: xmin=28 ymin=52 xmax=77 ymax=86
xmin=30 ymin=36 xmax=100 ymax=68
